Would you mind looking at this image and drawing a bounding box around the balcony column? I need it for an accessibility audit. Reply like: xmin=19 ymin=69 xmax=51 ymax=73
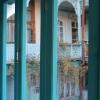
xmin=77 ymin=1 xmax=82 ymax=43
xmin=0 ymin=1 xmax=7 ymax=100
xmin=14 ymin=0 xmax=27 ymax=100
xmin=40 ymin=0 xmax=58 ymax=100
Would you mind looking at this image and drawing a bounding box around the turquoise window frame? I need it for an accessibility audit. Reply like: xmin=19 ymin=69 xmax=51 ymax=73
xmin=14 ymin=0 xmax=27 ymax=100
xmin=88 ymin=0 xmax=99 ymax=100
xmin=40 ymin=0 xmax=58 ymax=100
xmin=0 ymin=0 xmax=99 ymax=100
xmin=0 ymin=1 xmax=7 ymax=100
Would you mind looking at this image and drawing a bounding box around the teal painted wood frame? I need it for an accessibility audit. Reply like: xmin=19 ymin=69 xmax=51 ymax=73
xmin=14 ymin=0 xmax=27 ymax=100
xmin=40 ymin=0 xmax=58 ymax=100
xmin=0 ymin=1 xmax=7 ymax=100
xmin=88 ymin=0 xmax=100 ymax=100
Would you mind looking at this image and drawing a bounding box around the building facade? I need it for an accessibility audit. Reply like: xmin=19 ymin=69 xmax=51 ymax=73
xmin=6 ymin=0 xmax=88 ymax=63
xmin=6 ymin=0 xmax=89 ymax=100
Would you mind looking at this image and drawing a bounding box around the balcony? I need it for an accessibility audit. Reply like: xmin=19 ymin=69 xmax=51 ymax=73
xmin=6 ymin=42 xmax=88 ymax=63
xmin=6 ymin=43 xmax=40 ymax=64
xmin=59 ymin=43 xmax=82 ymax=60
xmin=59 ymin=42 xmax=88 ymax=60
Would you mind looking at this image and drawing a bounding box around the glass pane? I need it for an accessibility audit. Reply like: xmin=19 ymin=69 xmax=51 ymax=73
xmin=6 ymin=0 xmax=89 ymax=100
xmin=7 ymin=3 xmax=15 ymax=100
xmin=7 ymin=15 xmax=15 ymax=43
xmin=6 ymin=0 xmax=41 ymax=100
xmin=57 ymin=0 xmax=88 ymax=100
xmin=26 ymin=0 xmax=40 ymax=100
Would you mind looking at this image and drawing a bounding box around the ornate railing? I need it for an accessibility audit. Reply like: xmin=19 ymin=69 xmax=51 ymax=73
xmin=6 ymin=43 xmax=40 ymax=63
xmin=59 ymin=42 xmax=88 ymax=61
xmin=59 ymin=43 xmax=82 ymax=60
xmin=6 ymin=42 xmax=88 ymax=63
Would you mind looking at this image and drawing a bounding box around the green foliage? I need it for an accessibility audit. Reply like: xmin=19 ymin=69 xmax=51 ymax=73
xmin=7 ymin=63 xmax=14 ymax=79
xmin=7 ymin=43 xmax=81 ymax=86
xmin=26 ymin=57 xmax=40 ymax=86
xmin=7 ymin=56 xmax=40 ymax=86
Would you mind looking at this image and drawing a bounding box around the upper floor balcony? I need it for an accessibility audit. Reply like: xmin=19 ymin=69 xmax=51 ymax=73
xmin=6 ymin=43 xmax=40 ymax=64
xmin=59 ymin=42 xmax=88 ymax=61
xmin=6 ymin=42 xmax=88 ymax=64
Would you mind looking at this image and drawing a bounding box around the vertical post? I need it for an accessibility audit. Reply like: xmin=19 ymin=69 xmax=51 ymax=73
xmin=0 ymin=1 xmax=7 ymax=100
xmin=89 ymin=0 xmax=99 ymax=100
xmin=40 ymin=0 xmax=58 ymax=100
xmin=82 ymin=0 xmax=85 ymax=62
xmin=31 ymin=0 xmax=36 ymax=43
xmin=14 ymin=0 xmax=27 ymax=100
xmin=77 ymin=1 xmax=82 ymax=43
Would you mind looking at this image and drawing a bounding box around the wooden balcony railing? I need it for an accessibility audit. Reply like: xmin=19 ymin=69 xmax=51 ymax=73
xmin=59 ymin=42 xmax=88 ymax=60
xmin=6 ymin=42 xmax=88 ymax=63
xmin=59 ymin=43 xmax=82 ymax=60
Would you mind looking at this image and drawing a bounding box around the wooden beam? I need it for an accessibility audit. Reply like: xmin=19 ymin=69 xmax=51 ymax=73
xmin=30 ymin=0 xmax=36 ymax=43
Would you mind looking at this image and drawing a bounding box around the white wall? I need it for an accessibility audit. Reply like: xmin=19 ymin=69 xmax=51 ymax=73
xmin=34 ymin=1 xmax=76 ymax=44
xmin=7 ymin=4 xmax=15 ymax=18
xmin=7 ymin=0 xmax=78 ymax=44
xmin=7 ymin=0 xmax=88 ymax=44
xmin=34 ymin=0 xmax=78 ymax=44
xmin=7 ymin=0 xmax=30 ymax=18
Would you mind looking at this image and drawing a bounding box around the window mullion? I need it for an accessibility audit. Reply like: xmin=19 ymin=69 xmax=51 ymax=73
xmin=0 ymin=1 xmax=7 ymax=100
xmin=40 ymin=0 xmax=58 ymax=100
